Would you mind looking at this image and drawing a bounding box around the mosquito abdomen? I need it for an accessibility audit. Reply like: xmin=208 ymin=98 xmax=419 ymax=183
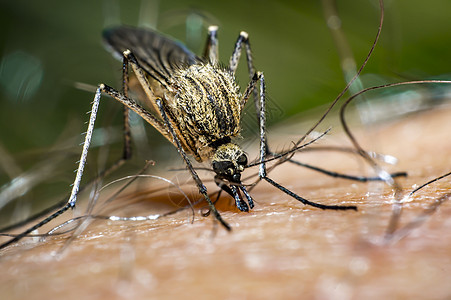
xmin=169 ymin=63 xmax=242 ymax=159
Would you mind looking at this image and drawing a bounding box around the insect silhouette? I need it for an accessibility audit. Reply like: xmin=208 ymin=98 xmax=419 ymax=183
xmin=7 ymin=15 xmax=415 ymax=249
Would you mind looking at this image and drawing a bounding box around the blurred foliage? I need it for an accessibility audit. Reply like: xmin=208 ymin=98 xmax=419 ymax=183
xmin=0 ymin=0 xmax=450 ymax=155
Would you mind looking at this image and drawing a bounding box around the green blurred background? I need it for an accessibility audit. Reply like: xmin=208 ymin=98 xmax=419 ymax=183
xmin=0 ymin=0 xmax=450 ymax=176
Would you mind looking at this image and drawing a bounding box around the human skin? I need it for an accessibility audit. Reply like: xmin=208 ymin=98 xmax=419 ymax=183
xmin=1 ymin=105 xmax=450 ymax=300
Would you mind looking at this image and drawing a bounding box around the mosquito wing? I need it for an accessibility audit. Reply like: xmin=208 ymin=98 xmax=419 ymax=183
xmin=103 ymin=26 xmax=202 ymax=88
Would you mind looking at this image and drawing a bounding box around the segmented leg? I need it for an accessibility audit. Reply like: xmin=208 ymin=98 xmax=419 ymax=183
xmin=203 ymin=25 xmax=219 ymax=65
xmin=155 ymin=98 xmax=231 ymax=230
xmin=231 ymin=30 xmax=401 ymax=183
xmin=0 ymin=86 xmax=103 ymax=250
xmin=255 ymin=72 xmax=357 ymax=211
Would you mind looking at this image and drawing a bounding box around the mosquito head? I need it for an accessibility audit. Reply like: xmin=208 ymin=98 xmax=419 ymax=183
xmin=211 ymin=143 xmax=248 ymax=183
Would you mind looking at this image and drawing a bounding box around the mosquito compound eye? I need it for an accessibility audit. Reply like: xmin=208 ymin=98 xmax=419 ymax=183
xmin=212 ymin=161 xmax=234 ymax=175
xmin=212 ymin=161 xmax=220 ymax=173
xmin=237 ymin=154 xmax=248 ymax=166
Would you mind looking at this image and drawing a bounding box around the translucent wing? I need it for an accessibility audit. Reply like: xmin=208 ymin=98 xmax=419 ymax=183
xmin=103 ymin=26 xmax=201 ymax=88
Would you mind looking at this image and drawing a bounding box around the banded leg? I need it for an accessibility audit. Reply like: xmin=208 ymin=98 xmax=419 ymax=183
xmin=231 ymin=31 xmax=404 ymax=184
xmin=0 ymin=86 xmax=103 ymax=250
xmin=203 ymin=25 xmax=219 ymax=65
xmin=120 ymin=53 xmax=133 ymax=160
xmin=0 ymin=51 xmax=137 ymax=237
xmin=0 ymin=47 xmax=171 ymax=249
xmin=214 ymin=176 xmax=254 ymax=212
xmin=255 ymin=72 xmax=357 ymax=211
xmin=121 ymin=50 xmax=199 ymax=160
xmin=95 ymin=52 xmax=135 ymax=181
xmin=228 ymin=31 xmax=260 ymax=116
xmin=155 ymin=98 xmax=231 ymax=230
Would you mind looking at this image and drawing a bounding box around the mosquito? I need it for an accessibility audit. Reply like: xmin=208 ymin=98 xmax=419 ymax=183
xmin=2 ymin=0 xmax=409 ymax=249
xmin=102 ymin=23 xmax=365 ymax=224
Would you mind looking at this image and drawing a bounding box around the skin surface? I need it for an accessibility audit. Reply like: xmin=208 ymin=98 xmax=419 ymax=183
xmin=1 ymin=104 xmax=450 ymax=300
xmin=1 ymin=1 xmax=451 ymax=299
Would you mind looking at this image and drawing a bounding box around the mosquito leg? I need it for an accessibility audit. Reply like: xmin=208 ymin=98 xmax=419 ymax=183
xmin=95 ymin=53 xmax=135 ymax=181
xmin=100 ymin=71 xmax=228 ymax=225
xmin=288 ymin=160 xmax=407 ymax=182
xmin=234 ymin=31 xmax=402 ymax=184
xmin=68 ymin=52 xmax=140 ymax=242
xmin=120 ymin=50 xmax=196 ymax=159
xmin=203 ymin=25 xmax=219 ymax=65
xmin=155 ymin=98 xmax=231 ymax=231
xmin=228 ymin=31 xmax=262 ymax=124
xmin=0 ymin=86 xmax=104 ymax=250
xmin=0 ymin=51 xmax=140 ymax=236
xmin=214 ymin=176 xmax=249 ymax=212
xmin=100 ymin=83 xmax=173 ymax=144
xmin=0 ymin=198 xmax=68 ymax=233
xmin=238 ymin=185 xmax=254 ymax=209
xmin=229 ymin=185 xmax=249 ymax=212
xmin=1 ymin=71 xmax=185 ymax=249
xmin=255 ymin=73 xmax=357 ymax=211
xmin=121 ymin=53 xmax=132 ymax=161
xmin=230 ymin=30 xmax=284 ymax=169
xmin=229 ymin=31 xmax=249 ymax=75
xmin=231 ymin=27 xmax=402 ymax=184
xmin=0 ymin=76 xmax=149 ymax=249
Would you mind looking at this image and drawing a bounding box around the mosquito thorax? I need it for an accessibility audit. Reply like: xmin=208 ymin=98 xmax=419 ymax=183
xmin=211 ymin=143 xmax=248 ymax=183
